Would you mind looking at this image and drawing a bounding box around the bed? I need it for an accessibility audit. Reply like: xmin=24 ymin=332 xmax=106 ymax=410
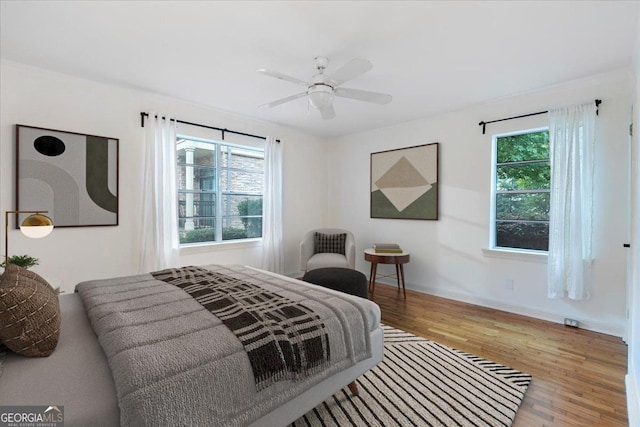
xmin=0 ymin=264 xmax=383 ymax=427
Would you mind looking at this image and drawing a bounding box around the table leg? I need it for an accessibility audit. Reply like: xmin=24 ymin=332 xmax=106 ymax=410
xmin=368 ymin=262 xmax=374 ymax=292
xmin=395 ymin=264 xmax=401 ymax=289
xmin=369 ymin=262 xmax=378 ymax=297
xmin=348 ymin=381 xmax=360 ymax=396
xmin=399 ymin=263 xmax=406 ymax=299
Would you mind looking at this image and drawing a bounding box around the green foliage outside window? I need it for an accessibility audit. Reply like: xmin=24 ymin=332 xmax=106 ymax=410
xmin=180 ymin=225 xmax=259 ymax=243
xmin=181 ymin=228 xmax=215 ymax=244
xmin=496 ymin=223 xmax=549 ymax=251
xmin=237 ymin=198 xmax=263 ymax=238
xmin=496 ymin=193 xmax=550 ymax=221
xmin=497 ymin=132 xmax=549 ymax=163
xmin=179 ymin=197 xmax=263 ymax=244
xmin=495 ymin=130 xmax=550 ymax=251
xmin=496 ymin=131 xmax=550 ymax=191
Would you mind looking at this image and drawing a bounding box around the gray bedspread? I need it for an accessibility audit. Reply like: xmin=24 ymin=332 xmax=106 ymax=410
xmin=75 ymin=265 xmax=374 ymax=427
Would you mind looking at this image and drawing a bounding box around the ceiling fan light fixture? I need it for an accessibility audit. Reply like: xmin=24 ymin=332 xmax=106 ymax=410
xmin=308 ymin=85 xmax=334 ymax=110
xmin=257 ymin=57 xmax=392 ymax=118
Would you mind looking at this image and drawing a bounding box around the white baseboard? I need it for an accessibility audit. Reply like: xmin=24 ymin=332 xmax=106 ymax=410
xmin=627 ymin=373 xmax=640 ymax=427
xmin=375 ymin=279 xmax=624 ymax=337
xmin=287 ymin=271 xmax=623 ymax=336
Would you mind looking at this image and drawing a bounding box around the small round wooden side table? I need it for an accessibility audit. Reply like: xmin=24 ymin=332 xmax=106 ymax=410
xmin=364 ymin=248 xmax=410 ymax=299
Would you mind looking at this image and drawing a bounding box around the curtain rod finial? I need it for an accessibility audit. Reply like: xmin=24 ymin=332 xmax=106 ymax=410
xmin=479 ymin=121 xmax=487 ymax=134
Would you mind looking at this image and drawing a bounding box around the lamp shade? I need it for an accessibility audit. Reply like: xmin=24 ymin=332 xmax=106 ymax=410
xmin=20 ymin=214 xmax=54 ymax=238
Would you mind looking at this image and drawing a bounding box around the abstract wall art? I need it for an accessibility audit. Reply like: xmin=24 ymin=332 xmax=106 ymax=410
xmin=17 ymin=125 xmax=119 ymax=227
xmin=370 ymin=142 xmax=438 ymax=220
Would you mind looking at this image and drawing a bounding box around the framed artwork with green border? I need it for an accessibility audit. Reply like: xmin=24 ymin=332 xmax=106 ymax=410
xmin=370 ymin=142 xmax=438 ymax=220
xmin=17 ymin=124 xmax=119 ymax=227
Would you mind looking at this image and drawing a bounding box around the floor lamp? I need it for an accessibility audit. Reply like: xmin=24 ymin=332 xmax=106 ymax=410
xmin=4 ymin=210 xmax=54 ymax=267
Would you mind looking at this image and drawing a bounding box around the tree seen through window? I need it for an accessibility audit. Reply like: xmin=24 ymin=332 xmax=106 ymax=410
xmin=494 ymin=130 xmax=550 ymax=251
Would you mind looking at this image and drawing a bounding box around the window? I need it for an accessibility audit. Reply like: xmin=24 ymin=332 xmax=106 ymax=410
xmin=492 ymin=129 xmax=550 ymax=252
xmin=176 ymin=136 xmax=264 ymax=245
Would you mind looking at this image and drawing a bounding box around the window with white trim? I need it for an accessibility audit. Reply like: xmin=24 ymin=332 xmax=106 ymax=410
xmin=176 ymin=136 xmax=264 ymax=245
xmin=491 ymin=129 xmax=550 ymax=252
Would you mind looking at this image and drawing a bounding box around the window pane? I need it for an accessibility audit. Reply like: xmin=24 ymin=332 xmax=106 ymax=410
xmin=497 ymin=162 xmax=550 ymax=191
xmin=221 ymin=218 xmax=247 ymax=241
xmin=176 ymin=147 xmax=216 ymax=167
xmin=178 ymin=219 xmax=216 ymax=244
xmin=496 ymin=222 xmax=549 ymax=251
xmin=179 ymin=192 xmax=216 ymax=218
xmin=497 ymin=131 xmax=549 ymax=163
xmin=177 ymin=165 xmax=216 ymax=191
xmin=194 ymin=148 xmax=215 ymax=167
xmin=177 ymin=136 xmax=264 ymax=245
xmin=221 ymin=195 xmax=263 ymax=240
xmin=223 ymin=169 xmax=264 ymax=193
xmin=180 ymin=227 xmax=215 ymax=244
xmin=178 ymin=191 xmax=216 ymax=244
xmin=496 ymin=192 xmax=549 ymax=221
xmin=221 ymin=147 xmax=264 ymax=171
xmin=493 ymin=129 xmax=550 ymax=252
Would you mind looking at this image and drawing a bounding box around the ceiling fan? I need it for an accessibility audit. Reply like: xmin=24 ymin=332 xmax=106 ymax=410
xmin=257 ymin=56 xmax=392 ymax=120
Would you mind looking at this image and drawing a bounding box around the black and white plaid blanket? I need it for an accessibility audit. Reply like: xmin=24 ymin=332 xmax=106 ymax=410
xmin=77 ymin=264 xmax=376 ymax=426
xmin=151 ymin=266 xmax=330 ymax=390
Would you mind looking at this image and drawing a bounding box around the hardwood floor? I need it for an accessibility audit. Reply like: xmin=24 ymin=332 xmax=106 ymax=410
xmin=370 ymin=283 xmax=629 ymax=426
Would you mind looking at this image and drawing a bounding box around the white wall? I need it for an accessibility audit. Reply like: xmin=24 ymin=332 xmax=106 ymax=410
xmin=0 ymin=61 xmax=329 ymax=292
xmin=0 ymin=60 xmax=632 ymax=337
xmin=328 ymin=68 xmax=632 ymax=336
xmin=625 ymin=11 xmax=640 ymax=425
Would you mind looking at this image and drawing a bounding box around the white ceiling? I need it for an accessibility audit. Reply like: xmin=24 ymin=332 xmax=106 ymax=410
xmin=1 ymin=1 xmax=638 ymax=138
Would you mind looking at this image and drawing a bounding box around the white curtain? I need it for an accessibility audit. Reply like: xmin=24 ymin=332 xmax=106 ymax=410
xmin=547 ymin=102 xmax=597 ymax=300
xmin=261 ymin=136 xmax=283 ymax=273
xmin=139 ymin=114 xmax=179 ymax=272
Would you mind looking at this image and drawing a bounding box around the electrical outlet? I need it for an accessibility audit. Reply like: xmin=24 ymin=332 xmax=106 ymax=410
xmin=504 ymin=279 xmax=514 ymax=290
xmin=564 ymin=318 xmax=579 ymax=328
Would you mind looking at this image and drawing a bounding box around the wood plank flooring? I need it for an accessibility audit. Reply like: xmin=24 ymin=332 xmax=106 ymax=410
xmin=370 ymin=283 xmax=629 ymax=426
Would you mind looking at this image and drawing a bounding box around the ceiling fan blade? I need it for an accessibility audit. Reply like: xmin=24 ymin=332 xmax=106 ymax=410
xmin=334 ymin=87 xmax=392 ymax=104
xmin=328 ymin=58 xmax=373 ymax=86
xmin=319 ymin=104 xmax=336 ymax=120
xmin=256 ymin=69 xmax=309 ymax=86
xmin=259 ymin=92 xmax=307 ymax=108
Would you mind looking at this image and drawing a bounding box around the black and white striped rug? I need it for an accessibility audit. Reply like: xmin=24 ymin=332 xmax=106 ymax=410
xmin=293 ymin=325 xmax=532 ymax=427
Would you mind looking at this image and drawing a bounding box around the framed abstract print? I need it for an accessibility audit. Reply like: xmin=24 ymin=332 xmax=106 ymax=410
xmin=16 ymin=125 xmax=119 ymax=227
xmin=370 ymin=142 xmax=438 ymax=220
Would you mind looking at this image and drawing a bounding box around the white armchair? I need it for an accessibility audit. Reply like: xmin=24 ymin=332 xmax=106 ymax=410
xmin=300 ymin=228 xmax=356 ymax=272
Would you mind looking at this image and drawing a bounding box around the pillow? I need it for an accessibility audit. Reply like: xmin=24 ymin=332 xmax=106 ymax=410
xmin=314 ymin=232 xmax=347 ymax=255
xmin=0 ymin=264 xmax=60 ymax=357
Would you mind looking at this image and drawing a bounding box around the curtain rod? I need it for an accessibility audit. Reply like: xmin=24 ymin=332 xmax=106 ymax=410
xmin=139 ymin=112 xmax=280 ymax=143
xmin=478 ymin=99 xmax=602 ymax=134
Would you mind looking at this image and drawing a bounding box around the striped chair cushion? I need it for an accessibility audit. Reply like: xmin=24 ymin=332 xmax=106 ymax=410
xmin=314 ymin=232 xmax=347 ymax=255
